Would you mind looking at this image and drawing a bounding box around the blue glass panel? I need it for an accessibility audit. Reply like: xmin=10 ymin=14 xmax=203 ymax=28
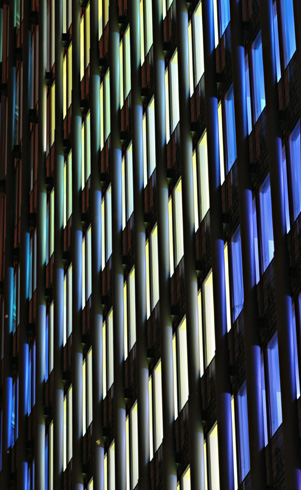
xmin=237 ymin=382 xmax=250 ymax=481
xmin=273 ymin=2 xmax=281 ymax=82
xmin=261 ymin=353 xmax=268 ymax=446
xmin=252 ymin=198 xmax=260 ymax=283
xmin=259 ymin=176 xmax=274 ymax=272
xmin=245 ymin=53 xmax=252 ymax=135
xmin=45 ymin=314 xmax=49 ymax=381
xmin=219 ymin=0 xmax=230 ymax=37
xmin=268 ymin=334 xmax=282 ymax=435
xmin=281 ymin=146 xmax=290 ymax=233
xmin=225 ymin=85 xmax=237 ymax=172
xmin=252 ymin=32 xmax=266 ymax=122
xmin=11 ymin=380 xmax=15 ymax=444
xmin=280 ymin=0 xmax=296 ymax=67
xmin=231 ymin=227 xmax=244 ymax=321
xmin=289 ymin=121 xmax=301 ymax=220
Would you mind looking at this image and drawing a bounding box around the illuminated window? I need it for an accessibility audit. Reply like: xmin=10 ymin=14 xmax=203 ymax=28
xmin=203 ymin=270 xmax=215 ymax=367
xmin=170 ymin=51 xmax=180 ymax=134
xmin=259 ymin=175 xmax=274 ymax=272
xmin=267 ymin=334 xmax=282 ymax=435
xmin=130 ymin=402 xmax=139 ymax=488
xmin=224 ymin=85 xmax=237 ymax=172
xmin=218 ymin=102 xmax=225 ymax=184
xmin=237 ymin=382 xmax=250 ymax=481
xmin=252 ymin=32 xmax=266 ymax=122
xmin=150 ymin=225 xmax=159 ymax=310
xmin=279 ymin=0 xmax=296 ymax=67
xmin=231 ymin=228 xmax=244 ymax=322
xmin=192 ymin=2 xmax=204 ymax=87
xmin=208 ymin=423 xmax=220 ymax=489
xmin=147 ymin=98 xmax=156 ymax=177
xmin=153 ymin=360 xmax=163 ymax=451
xmin=289 ymin=120 xmax=301 ymax=220
xmin=126 ymin=143 xmax=134 ymax=221
xmin=173 ymin=179 xmax=184 ymax=266
xmin=177 ymin=318 xmax=189 ymax=410
xmin=197 ymin=132 xmax=210 ymax=221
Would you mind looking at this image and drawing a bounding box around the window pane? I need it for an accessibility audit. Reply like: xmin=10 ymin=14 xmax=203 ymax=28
xmin=252 ymin=33 xmax=266 ymax=122
xmin=231 ymin=227 xmax=244 ymax=321
xmin=259 ymin=176 xmax=274 ymax=272
xmin=280 ymin=0 xmax=296 ymax=67
xmin=267 ymin=334 xmax=282 ymax=435
xmin=203 ymin=270 xmax=215 ymax=367
xmin=208 ymin=423 xmax=220 ymax=489
xmin=225 ymin=85 xmax=237 ymax=172
xmin=197 ymin=132 xmax=210 ymax=221
xmin=192 ymin=1 xmax=204 ymax=85
xmin=219 ymin=0 xmax=230 ymax=37
xmin=237 ymin=382 xmax=250 ymax=481
xmin=289 ymin=120 xmax=301 ymax=220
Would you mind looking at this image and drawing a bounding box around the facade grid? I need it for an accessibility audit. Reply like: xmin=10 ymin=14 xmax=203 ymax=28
xmin=0 ymin=0 xmax=301 ymax=489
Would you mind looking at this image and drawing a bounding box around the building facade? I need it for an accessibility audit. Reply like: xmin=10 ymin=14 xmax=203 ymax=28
xmin=0 ymin=0 xmax=301 ymax=488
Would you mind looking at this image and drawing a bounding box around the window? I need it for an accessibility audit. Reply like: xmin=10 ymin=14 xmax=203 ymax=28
xmin=259 ymin=176 xmax=274 ymax=272
xmin=224 ymin=85 xmax=237 ymax=172
xmin=197 ymin=132 xmax=210 ymax=221
xmin=173 ymin=179 xmax=184 ymax=266
xmin=279 ymin=0 xmax=296 ymax=67
xmin=169 ymin=51 xmax=180 ymax=134
xmin=281 ymin=145 xmax=290 ymax=233
xmin=237 ymin=382 xmax=250 ymax=481
xmin=208 ymin=423 xmax=220 ymax=489
xmin=272 ymin=1 xmax=281 ymax=82
xmin=252 ymin=32 xmax=266 ymax=122
xmin=218 ymin=0 xmax=230 ymax=37
xmin=231 ymin=227 xmax=244 ymax=321
xmin=252 ymin=198 xmax=260 ymax=283
xmin=289 ymin=120 xmax=301 ymax=220
xmin=177 ymin=318 xmax=189 ymax=410
xmin=153 ymin=361 xmax=163 ymax=451
xmin=150 ymin=225 xmax=159 ymax=310
xmin=147 ymin=98 xmax=156 ymax=177
xmin=192 ymin=1 xmax=204 ymax=86
xmin=218 ymin=102 xmax=225 ymax=184
xmin=203 ymin=270 xmax=215 ymax=367
xmin=267 ymin=334 xmax=282 ymax=435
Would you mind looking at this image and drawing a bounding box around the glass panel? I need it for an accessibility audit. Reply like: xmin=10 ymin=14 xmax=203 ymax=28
xmin=259 ymin=176 xmax=274 ymax=271
xmin=225 ymin=85 xmax=237 ymax=172
xmin=280 ymin=0 xmax=296 ymax=67
xmin=208 ymin=423 xmax=220 ymax=489
xmin=203 ymin=270 xmax=215 ymax=367
xmin=267 ymin=334 xmax=282 ymax=435
xmin=289 ymin=120 xmax=301 ymax=220
xmin=237 ymin=382 xmax=250 ymax=481
xmin=252 ymin=33 xmax=266 ymax=122
xmin=231 ymin=227 xmax=244 ymax=321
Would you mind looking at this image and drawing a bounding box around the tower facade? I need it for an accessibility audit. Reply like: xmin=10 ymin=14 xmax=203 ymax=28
xmin=0 ymin=0 xmax=301 ymax=489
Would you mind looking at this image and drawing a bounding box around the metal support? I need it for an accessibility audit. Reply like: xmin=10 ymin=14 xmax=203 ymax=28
xmin=259 ymin=1 xmax=301 ymax=488
xmin=129 ymin=2 xmax=151 ymax=489
xmin=90 ymin=1 xmax=104 ymax=489
xmin=35 ymin=0 xmax=47 ymax=487
xmin=2 ymin=2 xmax=15 ymax=488
xmin=54 ymin=0 xmax=64 ymax=487
xmin=18 ymin=0 xmax=30 ymax=487
xmin=201 ymin=1 xmax=234 ymax=489
xmin=176 ymin=1 xmax=205 ymax=489
xmin=72 ymin=0 xmax=83 ymax=487
xmin=229 ymin=1 xmax=267 ymax=488
xmin=109 ymin=3 xmax=126 ymax=489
